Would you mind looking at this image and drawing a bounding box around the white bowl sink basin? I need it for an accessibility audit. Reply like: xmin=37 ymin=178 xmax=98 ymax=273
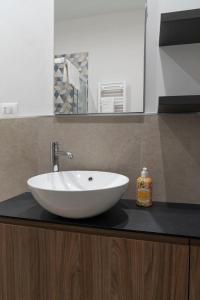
xmin=27 ymin=171 xmax=129 ymax=219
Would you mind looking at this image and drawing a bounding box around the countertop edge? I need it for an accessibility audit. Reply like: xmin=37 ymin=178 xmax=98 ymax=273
xmin=0 ymin=215 xmax=190 ymax=244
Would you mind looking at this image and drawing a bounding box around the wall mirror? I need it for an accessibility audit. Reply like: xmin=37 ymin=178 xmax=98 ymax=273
xmin=54 ymin=0 xmax=146 ymax=115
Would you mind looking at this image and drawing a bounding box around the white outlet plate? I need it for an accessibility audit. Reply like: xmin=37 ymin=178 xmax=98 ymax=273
xmin=0 ymin=103 xmax=18 ymax=116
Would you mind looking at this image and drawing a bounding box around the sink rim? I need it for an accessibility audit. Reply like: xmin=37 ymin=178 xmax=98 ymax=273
xmin=27 ymin=170 xmax=129 ymax=193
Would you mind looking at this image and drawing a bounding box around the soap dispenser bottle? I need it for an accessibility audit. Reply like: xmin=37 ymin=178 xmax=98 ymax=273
xmin=136 ymin=167 xmax=152 ymax=207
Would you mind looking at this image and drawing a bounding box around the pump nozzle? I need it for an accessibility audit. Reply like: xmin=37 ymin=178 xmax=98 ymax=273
xmin=141 ymin=167 xmax=148 ymax=177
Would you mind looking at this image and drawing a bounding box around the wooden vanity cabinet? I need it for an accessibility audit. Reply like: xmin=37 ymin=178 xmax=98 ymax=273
xmin=0 ymin=221 xmax=189 ymax=300
xmin=189 ymin=239 xmax=200 ymax=300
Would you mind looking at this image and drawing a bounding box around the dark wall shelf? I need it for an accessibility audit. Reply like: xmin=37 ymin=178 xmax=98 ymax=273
xmin=159 ymin=9 xmax=200 ymax=46
xmin=158 ymin=95 xmax=200 ymax=113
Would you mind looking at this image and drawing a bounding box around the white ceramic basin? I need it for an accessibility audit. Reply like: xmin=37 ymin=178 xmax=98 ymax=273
xmin=27 ymin=171 xmax=129 ymax=219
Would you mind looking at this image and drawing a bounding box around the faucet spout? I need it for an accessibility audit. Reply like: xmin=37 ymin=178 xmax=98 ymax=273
xmin=57 ymin=150 xmax=73 ymax=159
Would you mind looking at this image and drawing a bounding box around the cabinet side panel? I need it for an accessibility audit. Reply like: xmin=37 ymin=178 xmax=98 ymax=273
xmin=190 ymin=244 xmax=200 ymax=300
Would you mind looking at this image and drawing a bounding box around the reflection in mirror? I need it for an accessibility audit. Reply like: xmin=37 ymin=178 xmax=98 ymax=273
xmin=54 ymin=0 xmax=146 ymax=115
xmin=54 ymin=53 xmax=88 ymax=114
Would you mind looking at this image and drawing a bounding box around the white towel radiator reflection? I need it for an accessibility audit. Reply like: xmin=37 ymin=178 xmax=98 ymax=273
xmin=98 ymin=81 xmax=126 ymax=113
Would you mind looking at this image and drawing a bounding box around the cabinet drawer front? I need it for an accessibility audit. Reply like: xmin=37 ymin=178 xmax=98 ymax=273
xmin=0 ymin=223 xmax=189 ymax=300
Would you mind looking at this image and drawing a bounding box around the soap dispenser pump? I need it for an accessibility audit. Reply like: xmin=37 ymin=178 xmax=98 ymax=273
xmin=136 ymin=167 xmax=152 ymax=207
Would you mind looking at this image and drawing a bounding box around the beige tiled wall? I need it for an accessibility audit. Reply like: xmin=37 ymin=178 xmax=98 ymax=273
xmin=1 ymin=114 xmax=200 ymax=204
xmin=0 ymin=118 xmax=38 ymax=201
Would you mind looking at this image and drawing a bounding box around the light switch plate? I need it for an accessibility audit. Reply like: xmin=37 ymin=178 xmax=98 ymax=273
xmin=0 ymin=103 xmax=19 ymax=116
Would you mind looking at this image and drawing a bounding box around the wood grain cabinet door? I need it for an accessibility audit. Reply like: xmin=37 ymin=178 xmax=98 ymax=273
xmin=0 ymin=223 xmax=81 ymax=300
xmin=0 ymin=223 xmax=189 ymax=300
xmin=80 ymin=234 xmax=189 ymax=300
xmin=189 ymin=239 xmax=200 ymax=300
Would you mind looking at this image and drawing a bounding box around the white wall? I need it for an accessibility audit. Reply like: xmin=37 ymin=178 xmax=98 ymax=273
xmin=0 ymin=0 xmax=54 ymax=117
xmin=145 ymin=0 xmax=200 ymax=113
xmin=55 ymin=10 xmax=145 ymax=113
xmin=1 ymin=0 xmax=198 ymax=116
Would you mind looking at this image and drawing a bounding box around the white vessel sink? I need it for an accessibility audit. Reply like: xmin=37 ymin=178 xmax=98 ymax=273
xmin=27 ymin=171 xmax=129 ymax=219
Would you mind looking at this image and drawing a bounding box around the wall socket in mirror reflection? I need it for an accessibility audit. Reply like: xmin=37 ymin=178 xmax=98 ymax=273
xmin=0 ymin=103 xmax=18 ymax=116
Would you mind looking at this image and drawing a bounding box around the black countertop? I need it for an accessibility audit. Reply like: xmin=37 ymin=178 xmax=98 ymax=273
xmin=0 ymin=193 xmax=200 ymax=239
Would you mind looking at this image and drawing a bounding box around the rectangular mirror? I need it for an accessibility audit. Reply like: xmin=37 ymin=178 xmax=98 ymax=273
xmin=54 ymin=0 xmax=146 ymax=115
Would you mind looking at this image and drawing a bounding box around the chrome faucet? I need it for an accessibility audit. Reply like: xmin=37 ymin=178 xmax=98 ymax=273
xmin=51 ymin=142 xmax=73 ymax=172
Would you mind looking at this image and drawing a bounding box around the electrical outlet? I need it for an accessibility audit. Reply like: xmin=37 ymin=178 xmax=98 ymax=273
xmin=0 ymin=103 xmax=18 ymax=116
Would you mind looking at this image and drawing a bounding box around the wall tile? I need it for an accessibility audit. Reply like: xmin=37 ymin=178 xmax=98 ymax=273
xmin=0 ymin=114 xmax=200 ymax=204
xmin=0 ymin=118 xmax=38 ymax=201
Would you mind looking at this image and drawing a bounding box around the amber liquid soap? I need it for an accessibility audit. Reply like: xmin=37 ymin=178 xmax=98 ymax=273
xmin=136 ymin=167 xmax=152 ymax=207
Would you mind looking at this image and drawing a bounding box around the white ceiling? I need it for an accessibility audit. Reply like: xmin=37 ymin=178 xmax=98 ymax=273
xmin=55 ymin=0 xmax=145 ymax=22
